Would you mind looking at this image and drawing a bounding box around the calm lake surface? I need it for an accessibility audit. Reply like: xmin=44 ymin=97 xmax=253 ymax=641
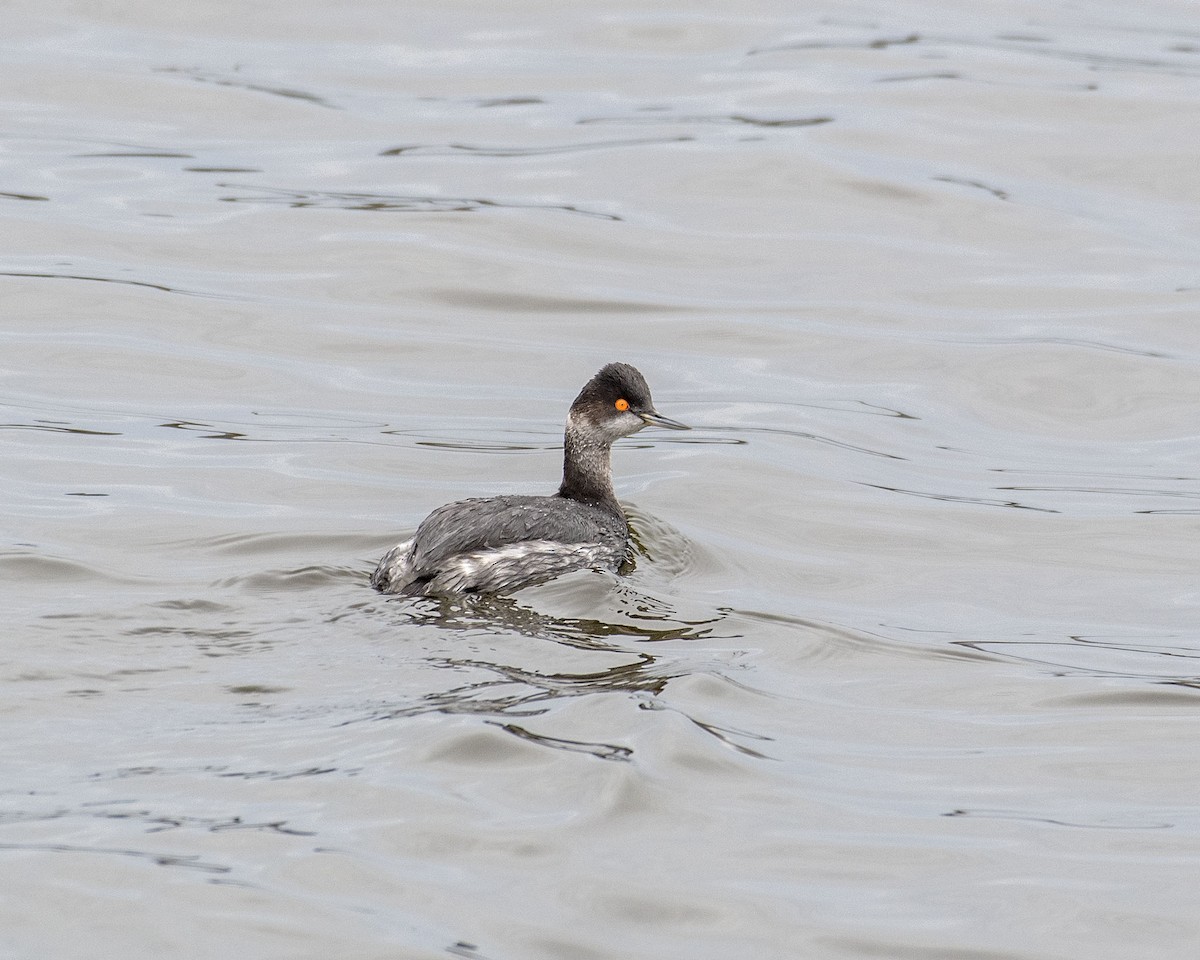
xmin=4 ymin=1 xmax=1200 ymax=957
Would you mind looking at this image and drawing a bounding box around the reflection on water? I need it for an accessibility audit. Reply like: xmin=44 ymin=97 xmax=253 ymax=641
xmin=384 ymin=589 xmax=723 ymax=649
xmin=355 ymin=574 xmax=754 ymax=760
xmin=338 ymin=497 xmax=783 ymax=761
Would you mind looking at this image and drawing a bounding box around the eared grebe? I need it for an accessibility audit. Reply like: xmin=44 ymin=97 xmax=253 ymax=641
xmin=371 ymin=362 xmax=688 ymax=597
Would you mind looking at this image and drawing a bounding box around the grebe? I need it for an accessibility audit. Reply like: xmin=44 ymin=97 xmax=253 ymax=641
xmin=371 ymin=362 xmax=687 ymax=596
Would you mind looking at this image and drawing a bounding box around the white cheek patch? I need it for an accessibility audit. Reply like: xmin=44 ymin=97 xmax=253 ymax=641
xmin=567 ymin=407 xmax=628 ymax=443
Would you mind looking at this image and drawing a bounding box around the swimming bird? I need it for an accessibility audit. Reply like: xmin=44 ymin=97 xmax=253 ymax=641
xmin=371 ymin=362 xmax=687 ymax=596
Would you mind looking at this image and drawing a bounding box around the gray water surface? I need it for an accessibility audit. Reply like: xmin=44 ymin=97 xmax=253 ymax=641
xmin=4 ymin=2 xmax=1200 ymax=958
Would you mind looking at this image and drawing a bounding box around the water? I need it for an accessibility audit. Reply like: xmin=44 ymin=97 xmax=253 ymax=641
xmin=4 ymin=1 xmax=1200 ymax=957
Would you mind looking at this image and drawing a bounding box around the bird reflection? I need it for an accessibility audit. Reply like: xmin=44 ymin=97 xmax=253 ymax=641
xmin=356 ymin=584 xmax=772 ymax=760
xmin=403 ymin=587 xmax=720 ymax=649
xmin=365 ymin=590 xmax=715 ymax=714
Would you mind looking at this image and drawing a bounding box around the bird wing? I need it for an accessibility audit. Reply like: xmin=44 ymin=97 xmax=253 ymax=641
xmin=408 ymin=496 xmax=624 ymax=573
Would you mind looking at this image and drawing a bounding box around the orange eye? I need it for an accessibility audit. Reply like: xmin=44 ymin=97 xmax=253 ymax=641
xmin=615 ymin=398 xmax=630 ymax=412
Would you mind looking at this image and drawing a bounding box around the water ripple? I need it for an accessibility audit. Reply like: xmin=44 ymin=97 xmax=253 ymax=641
xmin=578 ymin=114 xmax=832 ymax=129
xmin=860 ymin=482 xmax=1060 ymax=512
xmin=750 ymin=30 xmax=1200 ymax=78
xmin=153 ymin=66 xmax=339 ymax=109
xmin=0 ymin=841 xmax=231 ymax=874
xmin=379 ymin=135 xmax=692 ymax=158
xmin=217 ymin=184 xmax=621 ymax=220
xmin=943 ymin=808 xmax=1170 ymax=830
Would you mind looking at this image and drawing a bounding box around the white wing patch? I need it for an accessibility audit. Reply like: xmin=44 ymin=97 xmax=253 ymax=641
xmin=429 ymin=540 xmax=615 ymax=595
xmin=372 ymin=537 xmax=621 ymax=596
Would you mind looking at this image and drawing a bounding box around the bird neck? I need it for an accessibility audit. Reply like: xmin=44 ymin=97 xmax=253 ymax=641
xmin=557 ymin=414 xmax=618 ymax=507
